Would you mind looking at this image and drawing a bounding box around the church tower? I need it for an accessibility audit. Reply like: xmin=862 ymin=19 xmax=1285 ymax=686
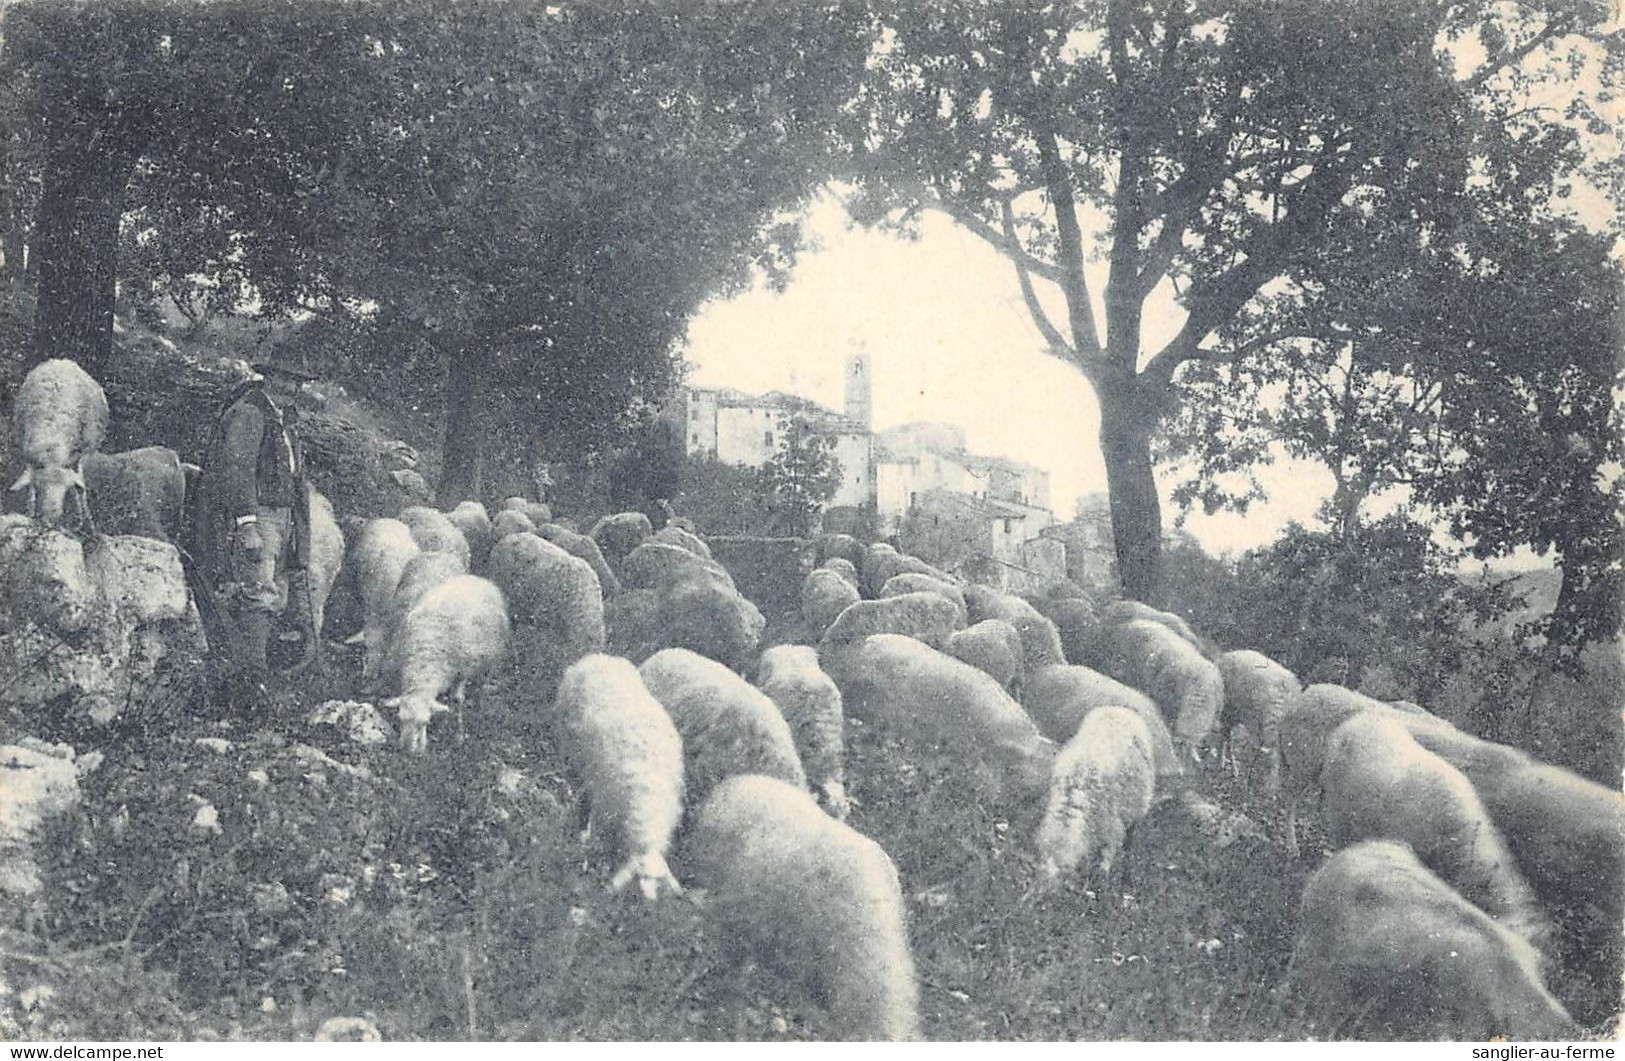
xmin=844 ymin=345 xmax=872 ymax=428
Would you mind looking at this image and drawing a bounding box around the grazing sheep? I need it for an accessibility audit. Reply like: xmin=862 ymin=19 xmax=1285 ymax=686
xmin=1291 ymin=840 xmax=1577 ymax=1040
xmin=386 ymin=574 xmax=510 ymax=754
xmin=1028 ymin=595 xmax=1096 ymax=666
xmin=756 ymin=645 xmax=848 ymax=819
xmin=963 ymin=586 xmax=1066 ymax=671
xmin=1035 ymin=705 xmax=1157 ymax=891
xmin=619 ymin=541 xmax=736 ymax=595
xmin=1216 ymin=650 xmax=1302 ymax=796
xmin=443 ymin=501 xmax=493 ymax=568
xmin=818 ymin=592 xmax=964 ymax=659
xmin=880 ymin=573 xmax=967 ymax=626
xmin=537 ymin=522 xmax=620 ymax=597
xmin=302 ymin=487 xmax=346 ymax=637
xmin=639 ymin=648 xmax=807 ymax=803
xmin=1387 ymin=698 xmax=1431 ymax=717
xmin=944 ymin=619 xmax=1025 ymax=698
xmin=831 ymin=634 xmax=1056 ymax=811
xmin=820 ymin=557 xmax=860 ymax=589
xmin=688 ymin=774 xmax=921 ymax=1041
xmin=590 ymin=511 xmax=653 ymax=568
xmin=1022 ymin=664 xmax=1182 ymax=781
xmin=523 ymin=501 xmax=552 ymax=529
xmin=801 ymin=567 xmax=861 ymax=638
xmin=80 ymin=446 xmax=186 ymax=542
xmin=486 ymin=532 xmax=605 ymax=663
xmin=500 ymin=496 xmax=529 ymax=513
xmin=859 ymin=542 xmax=901 ymax=598
xmin=398 ymin=505 xmax=472 ymax=570
xmin=349 ymin=517 xmax=420 ymax=687
xmin=1102 ymin=599 xmax=1208 ymax=655
xmin=390 ymin=550 xmax=467 ymax=631
xmin=607 ymin=580 xmax=764 ymax=673
xmin=553 ymin=654 xmax=684 ymax=899
xmin=489 ymin=508 xmax=537 ymax=543
xmin=815 ymin=532 xmax=866 ymax=570
xmin=1318 ymin=712 xmax=1547 ymax=945
xmin=8 ymin=359 xmax=110 ymax=525
xmin=1097 ymin=619 xmax=1224 ymax=755
xmin=652 ymin=523 xmax=711 ymax=559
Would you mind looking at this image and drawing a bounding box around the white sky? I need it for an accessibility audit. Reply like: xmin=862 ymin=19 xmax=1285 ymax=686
xmin=681 ymin=191 xmax=1335 ymax=556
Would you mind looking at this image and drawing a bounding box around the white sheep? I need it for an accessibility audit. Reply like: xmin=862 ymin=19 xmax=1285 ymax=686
xmin=80 ymin=446 xmax=186 ymax=542
xmin=688 ymin=774 xmax=922 ymax=1041
xmin=1102 ymin=599 xmax=1207 ymax=655
xmin=537 ymin=522 xmax=620 ymax=597
xmin=589 ymin=510 xmax=653 ymax=568
xmin=1277 ymin=684 xmax=1396 ymax=855
xmin=1034 ymin=705 xmax=1157 ymax=892
xmin=859 ymin=542 xmax=901 ymax=598
xmin=1098 ymin=618 xmax=1223 ymax=756
xmin=443 ymin=500 xmax=492 ymax=568
xmin=620 ymin=540 xmax=736 ymax=595
xmin=348 ymin=518 xmax=421 ymax=687
xmin=820 ymin=556 xmax=861 ymax=589
xmin=817 ymin=591 xmax=964 ymax=659
xmin=963 ymin=585 xmax=1067 ymax=671
xmin=607 ymin=579 xmax=764 ymax=673
xmin=1022 ymin=663 xmax=1183 ymax=781
xmin=801 ymin=567 xmax=861 ymax=638
xmin=638 ymin=647 xmax=806 ymax=804
xmin=880 ymin=572 xmax=968 ymax=626
xmin=8 ymin=359 xmax=109 ymax=525
xmin=385 ymin=574 xmax=511 ymax=754
xmin=553 ymin=654 xmax=684 ymax=900
xmin=651 ymin=523 xmax=711 ymax=559
xmin=830 ymin=634 xmax=1056 ymax=812
xmin=301 ymin=486 xmax=346 ymax=638
xmin=755 ymin=645 xmax=848 ymax=819
xmin=1317 ymin=711 xmax=1548 ymax=947
xmin=945 ymin=618 xmax=1025 ymax=697
xmin=398 ymin=505 xmax=472 ymax=570
xmin=1291 ymin=840 xmax=1577 ymax=1040
xmin=489 ymin=508 xmax=537 ymax=544
xmin=486 ymin=532 xmax=605 ymax=663
xmin=1216 ymin=649 xmax=1302 ymax=796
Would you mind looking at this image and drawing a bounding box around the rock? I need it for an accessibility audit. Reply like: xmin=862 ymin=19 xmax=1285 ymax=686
xmin=314 ymin=1017 xmax=382 ymax=1042
xmin=309 ymin=700 xmax=392 ymax=746
xmin=389 ymin=468 xmax=431 ymax=499
xmin=0 ymin=741 xmax=84 ymax=897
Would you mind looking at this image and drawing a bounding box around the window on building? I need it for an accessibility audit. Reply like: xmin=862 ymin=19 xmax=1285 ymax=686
xmin=691 ymin=433 xmax=699 ymax=445
xmin=1003 ymin=519 xmax=1013 ymax=534
xmin=764 ymin=431 xmax=774 ymax=446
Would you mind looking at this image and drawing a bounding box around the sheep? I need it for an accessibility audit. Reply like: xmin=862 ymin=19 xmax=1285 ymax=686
xmin=687 ymin=774 xmax=922 ymax=1041
xmin=489 ymin=508 xmax=537 ymax=543
xmin=80 ymin=446 xmax=186 ymax=542
xmin=638 ymin=648 xmax=806 ymax=804
xmin=1022 ymin=664 xmax=1183 ymax=782
xmin=880 ymin=572 xmax=967 ymax=626
xmin=1317 ymin=712 xmax=1548 ymax=947
xmin=523 ymin=501 xmax=552 ymax=529
xmin=385 ymin=574 xmax=510 ymax=754
xmin=1387 ymin=698 xmax=1431 ymax=717
xmin=398 ymin=505 xmax=472 ymax=570
xmin=1096 ymin=618 xmax=1223 ymax=756
xmin=944 ymin=618 xmax=1025 ymax=698
xmin=651 ymin=523 xmax=711 ymax=560
xmin=815 ymin=532 xmax=866 ymax=570
xmin=1216 ymin=649 xmax=1302 ymax=797
xmin=8 ymin=359 xmax=110 ymax=525
xmin=1034 ymin=705 xmax=1157 ymax=892
xmin=820 ymin=557 xmax=860 ymax=589
xmin=831 ymin=634 xmax=1056 ymax=812
xmin=302 ymin=486 xmax=346 ymax=638
xmin=590 ymin=511 xmax=653 ymax=569
xmin=963 ymin=585 xmax=1066 ymax=671
xmin=859 ymin=542 xmax=900 ymax=598
xmin=755 ymin=645 xmax=848 ymax=819
xmin=390 ymin=550 xmax=467 ymax=632
xmin=620 ymin=541 xmax=736 ymax=595
xmin=443 ymin=500 xmax=493 ymax=568
xmin=500 ymin=496 xmax=529 ymax=513
xmin=1028 ymin=595 xmax=1096 ymax=666
xmin=801 ymin=567 xmax=860 ymax=638
xmin=348 ymin=517 xmax=420 ymax=687
xmin=1290 ymin=840 xmax=1577 ymax=1041
xmin=537 ymin=522 xmax=620 ymax=597
xmin=553 ymin=654 xmax=684 ymax=899
xmin=607 ymin=580 xmax=765 ymax=673
xmin=486 ymin=532 xmax=605 ymax=663
xmin=818 ymin=592 xmax=965 ymax=666
xmin=1102 ymin=599 xmax=1208 ymax=655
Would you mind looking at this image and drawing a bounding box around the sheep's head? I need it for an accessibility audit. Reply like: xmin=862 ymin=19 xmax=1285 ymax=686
xmin=386 ymin=694 xmax=447 ymax=755
xmin=10 ymin=465 xmax=85 ymax=526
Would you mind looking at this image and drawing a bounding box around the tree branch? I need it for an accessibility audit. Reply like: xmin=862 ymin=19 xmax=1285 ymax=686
xmin=1002 ymin=198 xmax=1088 ymax=375
xmin=1032 ymin=120 xmax=1104 ymax=362
xmin=1461 ymin=21 xmax=1568 ymax=91
xmin=931 ymin=187 xmax=1067 ymax=285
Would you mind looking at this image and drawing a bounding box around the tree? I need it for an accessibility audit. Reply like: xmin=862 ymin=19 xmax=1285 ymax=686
xmin=757 ymin=417 xmax=843 ymax=537
xmin=839 ymin=0 xmax=1619 ymax=604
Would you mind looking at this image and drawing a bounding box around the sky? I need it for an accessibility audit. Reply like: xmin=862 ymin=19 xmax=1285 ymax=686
xmin=681 ymin=191 xmax=1338 ymax=557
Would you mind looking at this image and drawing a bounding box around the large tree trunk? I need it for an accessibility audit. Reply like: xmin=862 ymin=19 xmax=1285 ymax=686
xmin=1098 ymin=380 xmax=1163 ymax=604
xmin=438 ymin=346 xmax=487 ymax=507
xmin=29 ymin=123 xmax=142 ymax=376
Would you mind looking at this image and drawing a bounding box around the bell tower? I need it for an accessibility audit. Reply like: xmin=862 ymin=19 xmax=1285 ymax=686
xmin=843 ymin=345 xmax=872 ymax=428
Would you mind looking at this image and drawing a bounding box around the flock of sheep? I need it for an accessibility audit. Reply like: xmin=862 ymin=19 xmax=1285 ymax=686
xmin=6 ymin=356 xmax=1623 ymax=1042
